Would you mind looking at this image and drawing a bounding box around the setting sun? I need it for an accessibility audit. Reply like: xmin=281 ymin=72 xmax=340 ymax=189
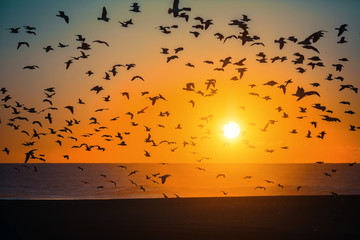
xmin=223 ymin=122 xmax=241 ymax=139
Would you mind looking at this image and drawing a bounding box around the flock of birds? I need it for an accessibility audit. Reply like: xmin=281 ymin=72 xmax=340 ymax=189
xmin=1 ymin=0 xmax=359 ymax=198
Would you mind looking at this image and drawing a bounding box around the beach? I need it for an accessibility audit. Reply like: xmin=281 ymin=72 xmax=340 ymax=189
xmin=1 ymin=195 xmax=359 ymax=239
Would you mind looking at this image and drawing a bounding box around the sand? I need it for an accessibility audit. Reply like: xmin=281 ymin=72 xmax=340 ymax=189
xmin=1 ymin=196 xmax=359 ymax=239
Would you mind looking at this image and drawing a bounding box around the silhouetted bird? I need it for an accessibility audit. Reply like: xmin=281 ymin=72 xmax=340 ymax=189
xmin=98 ymin=7 xmax=110 ymax=22
xmin=335 ymin=24 xmax=348 ymax=36
xmin=17 ymin=42 xmax=29 ymax=50
xmin=159 ymin=174 xmax=171 ymax=184
xmin=168 ymin=0 xmax=191 ymax=17
xmin=56 ymin=11 xmax=69 ymax=24
xmin=293 ymin=87 xmax=320 ymax=101
xmin=130 ymin=3 xmax=140 ymax=12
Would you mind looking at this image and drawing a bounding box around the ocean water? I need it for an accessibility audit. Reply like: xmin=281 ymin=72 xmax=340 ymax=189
xmin=0 ymin=163 xmax=359 ymax=199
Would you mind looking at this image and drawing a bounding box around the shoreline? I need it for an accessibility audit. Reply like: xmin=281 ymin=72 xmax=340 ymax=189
xmin=1 ymin=194 xmax=359 ymax=200
xmin=1 ymin=195 xmax=359 ymax=239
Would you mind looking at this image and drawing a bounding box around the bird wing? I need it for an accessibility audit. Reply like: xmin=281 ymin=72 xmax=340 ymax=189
xmin=305 ymin=91 xmax=320 ymax=97
xmin=102 ymin=7 xmax=107 ymax=18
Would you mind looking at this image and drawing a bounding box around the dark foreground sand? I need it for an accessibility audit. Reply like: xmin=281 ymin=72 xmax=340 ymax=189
xmin=1 ymin=196 xmax=359 ymax=239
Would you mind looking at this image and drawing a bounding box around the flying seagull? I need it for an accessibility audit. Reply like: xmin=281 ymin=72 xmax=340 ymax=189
xmin=98 ymin=7 xmax=110 ymax=22
xmin=56 ymin=11 xmax=69 ymax=24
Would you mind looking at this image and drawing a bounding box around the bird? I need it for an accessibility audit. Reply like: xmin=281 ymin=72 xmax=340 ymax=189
xmin=158 ymin=174 xmax=171 ymax=184
xmin=117 ymin=165 xmax=127 ymax=170
xmin=317 ymin=131 xmax=327 ymax=139
xmin=25 ymin=149 xmax=37 ymax=164
xmin=44 ymin=113 xmax=53 ymax=124
xmin=23 ymin=65 xmax=39 ymax=70
xmin=160 ymin=48 xmax=169 ymax=54
xmin=168 ymin=0 xmax=191 ymax=18
xmin=335 ymin=24 xmax=348 ymax=36
xmin=43 ymin=46 xmax=54 ymax=52
xmin=288 ymin=36 xmax=298 ymax=43
xmin=296 ymin=67 xmax=306 ymax=73
xmin=324 ymin=172 xmax=332 ymax=178
xmin=157 ymin=26 xmax=172 ymax=34
xmin=251 ymin=42 xmax=265 ymax=47
xmin=167 ymin=55 xmax=178 ymax=63
xmin=128 ymin=170 xmax=138 ymax=176
xmin=332 ymin=63 xmax=344 ymax=72
xmin=131 ymin=76 xmax=144 ymax=81
xmin=119 ymin=19 xmax=133 ymax=27
xmin=91 ymin=86 xmax=104 ymax=94
xmin=274 ymin=37 xmax=286 ymax=49
xmin=130 ymin=3 xmax=141 ymax=12
xmin=56 ymin=11 xmax=69 ymax=23
xmin=58 ymin=42 xmax=68 ymax=48
xmin=188 ymin=100 xmax=195 ymax=108
xmin=321 ymin=115 xmax=341 ymax=122
xmin=337 ymin=37 xmax=347 ymax=44
xmin=348 ymin=125 xmax=357 ymax=131
xmin=85 ymin=70 xmax=94 ymax=76
xmin=98 ymin=7 xmax=110 ymax=22
xmin=75 ymin=35 xmax=85 ymax=42
xmin=64 ymin=106 xmax=74 ymax=114
xmin=2 ymin=148 xmax=10 ymax=155
xmin=144 ymin=150 xmax=150 ymax=157
xmin=194 ymin=17 xmax=213 ymax=30
xmin=264 ymin=180 xmax=274 ymax=184
xmin=65 ymin=59 xmax=72 ymax=69
xmin=214 ymin=33 xmax=224 ymax=41
xmin=233 ymin=58 xmax=246 ymax=66
xmin=189 ymin=31 xmax=200 ymax=38
xmin=290 ymin=129 xmax=298 ymax=134
xmin=93 ymin=40 xmax=109 ymax=47
xmin=205 ymin=79 xmax=216 ymax=90
xmin=263 ymin=80 xmax=278 ymax=86
xmin=183 ymin=82 xmax=195 ymax=91
xmin=293 ymin=87 xmax=320 ymax=101
xmin=216 ymin=174 xmax=225 ymax=179
xmin=220 ymin=57 xmax=232 ymax=68
xmin=174 ymin=47 xmax=184 ymax=54
xmin=17 ymin=42 xmax=29 ymax=50
xmin=121 ymin=92 xmax=130 ymax=100
xmin=7 ymin=27 xmax=20 ymax=33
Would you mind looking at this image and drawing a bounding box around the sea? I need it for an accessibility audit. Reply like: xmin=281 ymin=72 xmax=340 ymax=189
xmin=0 ymin=163 xmax=359 ymax=199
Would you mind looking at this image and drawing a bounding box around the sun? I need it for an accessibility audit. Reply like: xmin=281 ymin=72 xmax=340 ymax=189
xmin=223 ymin=122 xmax=240 ymax=139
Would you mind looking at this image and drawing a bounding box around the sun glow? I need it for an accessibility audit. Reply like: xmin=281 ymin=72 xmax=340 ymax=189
xmin=223 ymin=122 xmax=240 ymax=139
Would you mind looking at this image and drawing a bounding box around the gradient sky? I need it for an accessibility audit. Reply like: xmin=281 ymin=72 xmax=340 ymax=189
xmin=0 ymin=0 xmax=359 ymax=163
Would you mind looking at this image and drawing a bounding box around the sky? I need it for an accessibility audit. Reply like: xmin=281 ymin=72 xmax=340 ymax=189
xmin=0 ymin=0 xmax=359 ymax=163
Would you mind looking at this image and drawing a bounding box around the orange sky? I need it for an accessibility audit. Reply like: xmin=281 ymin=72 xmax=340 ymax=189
xmin=0 ymin=0 xmax=359 ymax=163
